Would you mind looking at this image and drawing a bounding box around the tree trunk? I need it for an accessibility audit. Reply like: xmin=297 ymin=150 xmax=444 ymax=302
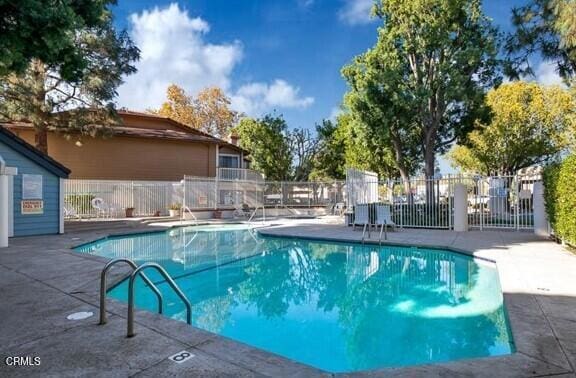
xmin=30 ymin=59 xmax=49 ymax=154
xmin=423 ymin=131 xmax=436 ymax=205
xmin=398 ymin=166 xmax=413 ymax=206
xmin=35 ymin=128 xmax=48 ymax=154
xmin=390 ymin=132 xmax=413 ymax=204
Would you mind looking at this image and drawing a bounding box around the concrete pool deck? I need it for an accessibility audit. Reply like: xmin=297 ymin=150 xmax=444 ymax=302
xmin=1 ymin=219 xmax=576 ymax=377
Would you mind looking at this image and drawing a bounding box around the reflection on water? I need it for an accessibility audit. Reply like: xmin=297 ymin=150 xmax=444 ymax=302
xmin=76 ymin=228 xmax=513 ymax=372
xmin=76 ymin=226 xmax=272 ymax=276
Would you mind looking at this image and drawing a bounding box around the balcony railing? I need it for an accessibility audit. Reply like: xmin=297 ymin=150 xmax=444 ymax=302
xmin=217 ymin=168 xmax=264 ymax=181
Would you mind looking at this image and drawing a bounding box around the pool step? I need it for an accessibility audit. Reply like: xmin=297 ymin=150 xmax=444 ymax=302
xmin=64 ymin=220 xmax=142 ymax=233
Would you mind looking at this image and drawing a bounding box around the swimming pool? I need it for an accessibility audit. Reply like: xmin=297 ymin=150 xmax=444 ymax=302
xmin=75 ymin=225 xmax=514 ymax=373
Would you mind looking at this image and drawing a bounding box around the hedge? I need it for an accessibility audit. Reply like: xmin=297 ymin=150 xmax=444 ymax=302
xmin=543 ymin=154 xmax=576 ymax=246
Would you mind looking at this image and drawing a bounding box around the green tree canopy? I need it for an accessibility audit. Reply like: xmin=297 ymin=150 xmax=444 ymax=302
xmin=235 ymin=114 xmax=292 ymax=181
xmin=309 ymin=119 xmax=347 ymax=181
xmin=0 ymin=10 xmax=139 ymax=154
xmin=343 ymin=0 xmax=500 ymax=183
xmin=337 ymin=113 xmax=399 ymax=179
xmin=0 ymin=0 xmax=122 ymax=81
xmin=507 ymin=0 xmax=576 ymax=82
xmin=448 ymin=81 xmax=575 ymax=175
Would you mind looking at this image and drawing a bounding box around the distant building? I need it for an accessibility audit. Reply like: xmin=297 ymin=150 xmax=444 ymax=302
xmin=1 ymin=110 xmax=250 ymax=181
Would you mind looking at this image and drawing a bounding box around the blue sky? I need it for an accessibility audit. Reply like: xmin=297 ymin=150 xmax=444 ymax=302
xmin=111 ymin=0 xmax=561 ymax=172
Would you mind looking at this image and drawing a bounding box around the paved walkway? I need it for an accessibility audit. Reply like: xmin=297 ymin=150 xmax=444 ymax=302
xmin=0 ymin=220 xmax=575 ymax=377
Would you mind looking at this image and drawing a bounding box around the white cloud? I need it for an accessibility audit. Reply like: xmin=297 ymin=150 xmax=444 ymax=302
xmin=117 ymin=3 xmax=241 ymax=110
xmin=328 ymin=106 xmax=341 ymax=121
xmin=338 ymin=0 xmax=375 ymax=26
xmin=297 ymin=0 xmax=315 ymax=8
xmin=534 ymin=61 xmax=565 ymax=86
xmin=231 ymin=80 xmax=314 ymax=115
xmin=117 ymin=3 xmax=314 ymax=116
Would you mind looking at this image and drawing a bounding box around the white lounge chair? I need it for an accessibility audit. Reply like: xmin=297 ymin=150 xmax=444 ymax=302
xmin=376 ymin=204 xmax=396 ymax=243
xmin=63 ymin=203 xmax=81 ymax=219
xmin=91 ymin=198 xmax=120 ymax=218
xmin=353 ymin=204 xmax=371 ymax=241
xmin=333 ymin=202 xmax=345 ymax=216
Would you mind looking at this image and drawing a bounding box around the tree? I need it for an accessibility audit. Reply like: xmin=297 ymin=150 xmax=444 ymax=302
xmin=342 ymin=66 xmax=421 ymax=186
xmin=235 ymin=114 xmax=292 ymax=181
xmin=343 ymin=0 xmax=500 ymax=189
xmin=154 ymin=84 xmax=239 ymax=138
xmin=0 ymin=0 xmax=122 ymax=80
xmin=507 ymin=0 xmax=576 ymax=82
xmin=0 ymin=18 xmax=139 ymax=153
xmin=338 ymin=113 xmax=399 ymax=179
xmin=289 ymin=128 xmax=319 ymax=182
xmin=447 ymin=81 xmax=575 ymax=175
xmin=309 ymin=119 xmax=347 ymax=180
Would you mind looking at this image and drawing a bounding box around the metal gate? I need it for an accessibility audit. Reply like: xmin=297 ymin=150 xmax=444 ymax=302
xmin=468 ymin=175 xmax=536 ymax=230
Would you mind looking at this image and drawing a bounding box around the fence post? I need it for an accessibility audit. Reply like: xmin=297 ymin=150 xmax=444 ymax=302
xmin=448 ymin=181 xmax=453 ymax=230
xmin=515 ymin=176 xmax=520 ymax=231
xmin=533 ymin=181 xmax=549 ymax=237
xmin=182 ymin=177 xmax=186 ymax=211
xmin=454 ymin=184 xmax=468 ymax=232
xmin=0 ymin=165 xmax=17 ymax=248
xmin=131 ymin=181 xmax=135 ymax=216
xmin=214 ymin=177 xmax=218 ymax=210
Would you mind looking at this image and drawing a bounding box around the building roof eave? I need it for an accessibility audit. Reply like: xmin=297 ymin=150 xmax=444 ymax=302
xmin=0 ymin=126 xmax=71 ymax=178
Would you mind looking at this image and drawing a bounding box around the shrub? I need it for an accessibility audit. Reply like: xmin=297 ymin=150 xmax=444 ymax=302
xmin=543 ymin=155 xmax=576 ymax=245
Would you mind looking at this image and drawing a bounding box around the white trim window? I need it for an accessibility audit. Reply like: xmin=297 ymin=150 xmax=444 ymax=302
xmin=219 ymin=154 xmax=241 ymax=169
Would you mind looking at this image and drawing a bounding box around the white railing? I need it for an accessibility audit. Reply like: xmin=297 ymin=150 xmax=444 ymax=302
xmin=248 ymin=205 xmax=265 ymax=223
xmin=183 ymin=176 xmax=346 ymax=210
xmin=468 ymin=175 xmax=536 ymax=230
xmin=64 ymin=179 xmax=181 ymax=218
xmin=65 ymin=173 xmax=538 ymax=230
xmin=346 ymin=174 xmax=539 ymax=230
xmin=218 ymin=168 xmax=264 ymax=182
xmin=180 ymin=205 xmax=198 ymax=226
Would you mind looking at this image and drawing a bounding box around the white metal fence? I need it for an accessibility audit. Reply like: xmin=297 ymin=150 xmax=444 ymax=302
xmin=346 ymin=174 xmax=539 ymax=230
xmin=183 ymin=176 xmax=346 ymax=210
xmin=64 ymin=179 xmax=182 ymax=218
xmin=65 ymin=173 xmax=539 ymax=230
xmin=468 ymin=175 xmax=536 ymax=230
xmin=65 ymin=177 xmax=347 ymax=218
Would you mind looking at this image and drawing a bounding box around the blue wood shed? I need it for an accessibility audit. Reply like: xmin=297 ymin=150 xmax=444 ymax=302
xmin=0 ymin=127 xmax=70 ymax=237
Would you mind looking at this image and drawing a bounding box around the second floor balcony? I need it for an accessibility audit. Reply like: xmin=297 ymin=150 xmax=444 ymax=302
xmin=218 ymin=168 xmax=264 ymax=181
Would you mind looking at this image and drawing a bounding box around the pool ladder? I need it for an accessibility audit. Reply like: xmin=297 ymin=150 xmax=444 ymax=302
xmin=99 ymin=258 xmax=192 ymax=337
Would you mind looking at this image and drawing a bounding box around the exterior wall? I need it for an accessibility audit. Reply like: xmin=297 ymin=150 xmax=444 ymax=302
xmin=0 ymin=140 xmax=60 ymax=236
xmin=12 ymin=129 xmax=218 ymax=181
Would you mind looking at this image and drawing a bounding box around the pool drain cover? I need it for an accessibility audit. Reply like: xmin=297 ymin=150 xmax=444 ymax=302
xmin=66 ymin=311 xmax=94 ymax=320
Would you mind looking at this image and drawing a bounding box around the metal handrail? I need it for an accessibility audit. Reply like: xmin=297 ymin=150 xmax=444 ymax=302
xmin=99 ymin=258 xmax=163 ymax=325
xmin=180 ymin=205 xmax=198 ymax=226
xmin=275 ymin=203 xmax=297 ymax=215
xmin=248 ymin=205 xmax=265 ymax=223
xmin=127 ymin=263 xmax=192 ymax=337
xmin=248 ymin=226 xmax=265 ymax=245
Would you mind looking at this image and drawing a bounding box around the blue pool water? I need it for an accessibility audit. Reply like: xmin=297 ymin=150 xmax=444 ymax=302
xmin=75 ymin=225 xmax=514 ymax=373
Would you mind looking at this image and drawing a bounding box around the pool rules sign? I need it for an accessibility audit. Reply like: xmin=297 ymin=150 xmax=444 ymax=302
xmin=21 ymin=174 xmax=43 ymax=215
